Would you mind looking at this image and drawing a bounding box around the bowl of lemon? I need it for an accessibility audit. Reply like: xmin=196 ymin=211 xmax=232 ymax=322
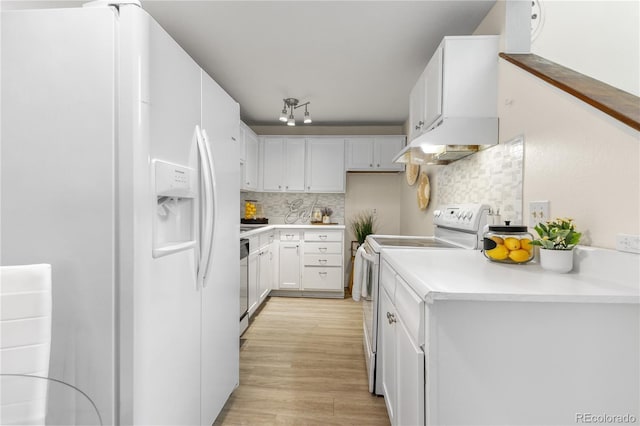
xmin=483 ymin=224 xmax=535 ymax=264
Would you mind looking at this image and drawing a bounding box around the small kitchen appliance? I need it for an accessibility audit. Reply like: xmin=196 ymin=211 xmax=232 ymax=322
xmin=360 ymin=203 xmax=490 ymax=395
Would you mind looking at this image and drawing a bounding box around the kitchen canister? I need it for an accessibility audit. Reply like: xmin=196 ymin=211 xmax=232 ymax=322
xmin=483 ymin=223 xmax=534 ymax=264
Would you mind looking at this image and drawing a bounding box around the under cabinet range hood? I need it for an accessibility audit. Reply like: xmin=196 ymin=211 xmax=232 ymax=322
xmin=393 ymin=117 xmax=498 ymax=165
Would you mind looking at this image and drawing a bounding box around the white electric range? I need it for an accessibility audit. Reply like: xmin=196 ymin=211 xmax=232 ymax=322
xmin=361 ymin=203 xmax=490 ymax=395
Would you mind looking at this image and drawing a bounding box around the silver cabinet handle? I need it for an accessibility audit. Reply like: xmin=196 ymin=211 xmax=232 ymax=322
xmin=296 ymin=245 xmax=299 ymax=255
xmin=318 ymin=259 xmax=327 ymax=264
xmin=231 ymin=136 xmax=237 ymax=141
xmin=318 ymin=247 xmax=327 ymax=253
xmin=319 ymin=235 xmax=327 ymax=240
xmin=279 ymin=185 xmax=282 ymax=189
xmin=419 ymin=120 xmax=424 ymax=127
xmin=307 ymin=186 xmax=311 ymax=190
xmin=370 ymin=163 xmax=373 ymax=167
xmin=319 ymin=272 xmax=328 ymax=276
xmin=387 ymin=312 xmax=396 ymax=324
xmin=377 ymin=164 xmax=380 ymax=167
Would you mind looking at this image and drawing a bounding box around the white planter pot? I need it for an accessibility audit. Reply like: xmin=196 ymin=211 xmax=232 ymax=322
xmin=539 ymin=248 xmax=574 ymax=273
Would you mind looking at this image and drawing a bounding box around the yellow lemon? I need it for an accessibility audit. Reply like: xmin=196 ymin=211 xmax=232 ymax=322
xmin=508 ymin=249 xmax=531 ymax=263
xmin=490 ymin=236 xmax=504 ymax=245
xmin=504 ymin=237 xmax=521 ymax=251
xmin=520 ymin=238 xmax=533 ymax=252
xmin=486 ymin=244 xmax=509 ymax=260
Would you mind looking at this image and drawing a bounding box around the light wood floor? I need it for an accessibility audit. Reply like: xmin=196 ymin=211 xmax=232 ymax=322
xmin=214 ymin=296 xmax=390 ymax=426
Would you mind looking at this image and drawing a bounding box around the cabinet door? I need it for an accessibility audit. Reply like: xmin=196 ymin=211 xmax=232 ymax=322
xmin=278 ymin=242 xmax=300 ymax=289
xmin=396 ymin=315 xmax=425 ymax=426
xmin=374 ymin=137 xmax=405 ymax=171
xmin=305 ymin=138 xmax=345 ymax=193
xmin=262 ymin=138 xmax=284 ymax=191
xmin=409 ymin=71 xmax=426 ymax=140
xmin=258 ymin=247 xmax=272 ymax=302
xmin=243 ymin=131 xmax=259 ymax=191
xmin=239 ymin=122 xmax=247 ymax=162
xmin=284 ymin=138 xmax=306 ymax=191
xmin=248 ymin=251 xmax=259 ymax=315
xmin=424 ymin=46 xmax=443 ymax=129
xmin=380 ymin=288 xmax=396 ymax=424
xmin=345 ymin=137 xmax=374 ymax=171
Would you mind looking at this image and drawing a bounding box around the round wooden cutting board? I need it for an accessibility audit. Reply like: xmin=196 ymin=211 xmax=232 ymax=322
xmin=406 ymin=163 xmax=419 ymax=186
xmin=417 ymin=172 xmax=430 ymax=210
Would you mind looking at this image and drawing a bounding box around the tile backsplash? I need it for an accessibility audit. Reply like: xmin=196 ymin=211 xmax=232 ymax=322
xmin=437 ymin=137 xmax=524 ymax=224
xmin=241 ymin=192 xmax=345 ymax=225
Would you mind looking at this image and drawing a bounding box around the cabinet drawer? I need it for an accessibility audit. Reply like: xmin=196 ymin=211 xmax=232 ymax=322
xmin=395 ymin=276 xmax=424 ymax=345
xmin=304 ymin=231 xmax=342 ymax=242
xmin=304 ymin=254 xmax=342 ymax=267
xmin=259 ymin=231 xmax=275 ymax=248
xmin=304 ymin=242 xmax=342 ymax=254
xmin=279 ymin=231 xmax=301 ymax=241
xmin=303 ymin=266 xmax=342 ymax=291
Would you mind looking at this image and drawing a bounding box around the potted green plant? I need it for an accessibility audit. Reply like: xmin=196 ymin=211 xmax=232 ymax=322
xmin=530 ymin=218 xmax=582 ymax=273
xmin=350 ymin=211 xmax=377 ymax=246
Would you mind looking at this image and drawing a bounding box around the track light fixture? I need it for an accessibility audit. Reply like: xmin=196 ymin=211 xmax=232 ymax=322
xmin=278 ymin=98 xmax=312 ymax=126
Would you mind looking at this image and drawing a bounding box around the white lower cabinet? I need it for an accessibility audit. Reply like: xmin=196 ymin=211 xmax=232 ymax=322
xmin=302 ymin=230 xmax=344 ymax=292
xmin=258 ymin=236 xmax=275 ymax=304
xmin=248 ymin=231 xmax=275 ymax=317
xmin=278 ymin=232 xmax=301 ymax=289
xmin=381 ymin=285 xmax=397 ymax=424
xmin=247 ymin=238 xmax=259 ymax=316
xmin=380 ymin=259 xmax=424 ymax=426
xmin=246 ymin=227 xmax=345 ymax=297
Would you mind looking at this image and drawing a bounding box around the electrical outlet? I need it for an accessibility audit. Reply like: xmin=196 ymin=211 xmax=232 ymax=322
xmin=616 ymin=234 xmax=640 ymax=254
xmin=372 ymin=208 xmax=377 ymax=215
xmin=528 ymin=201 xmax=550 ymax=228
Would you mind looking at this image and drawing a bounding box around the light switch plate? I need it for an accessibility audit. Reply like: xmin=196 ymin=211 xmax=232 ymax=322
xmin=528 ymin=201 xmax=550 ymax=228
xmin=616 ymin=234 xmax=640 ymax=254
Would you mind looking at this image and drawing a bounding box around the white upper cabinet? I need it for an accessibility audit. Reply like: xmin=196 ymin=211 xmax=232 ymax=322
xmin=346 ymin=136 xmax=405 ymax=172
xmin=423 ymin=46 xmax=443 ymax=130
xmin=262 ymin=137 xmax=305 ymax=192
xmin=240 ymin=121 xmax=258 ymax=191
xmin=409 ymin=70 xmax=427 ymax=140
xmin=305 ymin=138 xmax=345 ymax=193
xmin=409 ymin=35 xmax=498 ymax=142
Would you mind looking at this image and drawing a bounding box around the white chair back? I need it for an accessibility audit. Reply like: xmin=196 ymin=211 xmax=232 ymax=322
xmin=1 ymin=264 xmax=52 ymax=425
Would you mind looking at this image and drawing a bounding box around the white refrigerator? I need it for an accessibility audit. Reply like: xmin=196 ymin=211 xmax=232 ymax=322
xmin=1 ymin=3 xmax=239 ymax=425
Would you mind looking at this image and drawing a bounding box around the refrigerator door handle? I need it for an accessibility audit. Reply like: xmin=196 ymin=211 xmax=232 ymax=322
xmin=196 ymin=125 xmax=214 ymax=290
xmin=200 ymin=128 xmax=217 ymax=288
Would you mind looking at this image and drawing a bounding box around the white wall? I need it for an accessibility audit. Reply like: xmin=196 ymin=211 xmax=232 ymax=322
xmin=498 ymin=61 xmax=639 ymax=248
xmin=399 ymin=166 xmax=442 ymax=236
xmin=345 ymin=173 xmax=402 ymax=241
xmin=531 ymin=0 xmax=639 ymax=96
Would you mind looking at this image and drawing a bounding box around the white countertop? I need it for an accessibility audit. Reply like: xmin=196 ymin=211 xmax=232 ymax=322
xmin=381 ymin=247 xmax=640 ymax=304
xmin=240 ymin=224 xmax=345 ymax=238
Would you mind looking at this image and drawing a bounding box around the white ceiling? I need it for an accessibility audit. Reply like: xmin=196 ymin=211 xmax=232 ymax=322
xmin=3 ymin=0 xmax=496 ymax=126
